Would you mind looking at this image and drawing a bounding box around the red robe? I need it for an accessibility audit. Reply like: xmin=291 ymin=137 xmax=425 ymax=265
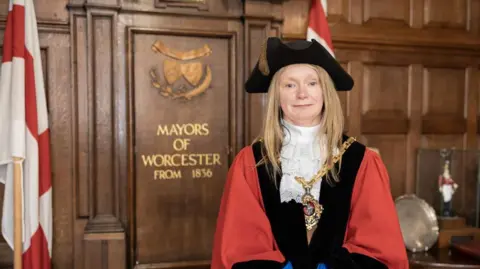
xmin=211 ymin=139 xmax=409 ymax=269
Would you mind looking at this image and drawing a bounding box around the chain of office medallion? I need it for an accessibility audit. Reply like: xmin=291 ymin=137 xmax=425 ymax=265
xmin=295 ymin=137 xmax=356 ymax=188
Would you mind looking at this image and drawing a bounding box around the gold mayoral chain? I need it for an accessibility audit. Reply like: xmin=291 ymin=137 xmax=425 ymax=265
xmin=294 ymin=137 xmax=356 ymax=230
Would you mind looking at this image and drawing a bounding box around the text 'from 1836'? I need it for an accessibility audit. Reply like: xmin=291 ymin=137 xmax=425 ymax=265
xmin=141 ymin=123 xmax=222 ymax=180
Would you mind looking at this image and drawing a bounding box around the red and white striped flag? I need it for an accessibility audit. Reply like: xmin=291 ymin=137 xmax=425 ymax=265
xmin=0 ymin=0 xmax=52 ymax=268
xmin=306 ymin=0 xmax=334 ymax=57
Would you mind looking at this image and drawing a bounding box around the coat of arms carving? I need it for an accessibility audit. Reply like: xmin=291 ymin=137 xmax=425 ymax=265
xmin=150 ymin=40 xmax=213 ymax=100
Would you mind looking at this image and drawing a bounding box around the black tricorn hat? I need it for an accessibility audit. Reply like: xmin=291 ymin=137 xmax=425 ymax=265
xmin=245 ymin=37 xmax=354 ymax=93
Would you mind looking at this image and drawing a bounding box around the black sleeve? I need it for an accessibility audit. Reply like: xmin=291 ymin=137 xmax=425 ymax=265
xmin=232 ymin=260 xmax=290 ymax=269
xmin=325 ymin=247 xmax=388 ymax=269
xmin=232 ymin=200 xmax=308 ymax=269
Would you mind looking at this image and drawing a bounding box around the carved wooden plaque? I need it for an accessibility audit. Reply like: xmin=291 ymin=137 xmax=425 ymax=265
xmin=128 ymin=29 xmax=236 ymax=267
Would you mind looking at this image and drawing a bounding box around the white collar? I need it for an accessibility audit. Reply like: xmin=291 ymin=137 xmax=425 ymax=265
xmin=281 ymin=119 xmax=324 ymax=160
xmin=282 ymin=119 xmax=322 ymax=146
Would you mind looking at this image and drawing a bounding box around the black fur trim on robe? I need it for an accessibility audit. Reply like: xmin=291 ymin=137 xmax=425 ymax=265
xmin=326 ymin=247 xmax=387 ymax=269
xmin=232 ymin=260 xmax=289 ymax=269
xmin=248 ymin=135 xmax=388 ymax=269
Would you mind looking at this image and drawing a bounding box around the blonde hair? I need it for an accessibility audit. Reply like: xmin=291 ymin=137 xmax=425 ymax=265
xmin=253 ymin=64 xmax=345 ymax=185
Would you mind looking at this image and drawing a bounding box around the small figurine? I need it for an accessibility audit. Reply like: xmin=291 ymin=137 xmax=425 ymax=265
xmin=438 ymin=160 xmax=458 ymax=217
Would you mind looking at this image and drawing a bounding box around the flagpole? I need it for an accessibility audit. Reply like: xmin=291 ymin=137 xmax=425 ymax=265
xmin=13 ymin=157 xmax=23 ymax=269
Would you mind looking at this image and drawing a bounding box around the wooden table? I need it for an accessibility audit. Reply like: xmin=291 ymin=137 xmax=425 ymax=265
xmin=409 ymin=248 xmax=480 ymax=269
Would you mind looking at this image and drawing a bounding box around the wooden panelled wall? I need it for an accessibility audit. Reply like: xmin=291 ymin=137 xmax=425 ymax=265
xmin=284 ymin=1 xmax=480 ymax=196
xmin=0 ymin=0 xmax=479 ymax=269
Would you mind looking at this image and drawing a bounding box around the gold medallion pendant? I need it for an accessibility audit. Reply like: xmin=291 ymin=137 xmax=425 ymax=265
xmin=293 ymin=137 xmax=356 ymax=231
xmin=301 ymin=189 xmax=324 ymax=230
xmin=295 ymin=176 xmax=325 ymax=230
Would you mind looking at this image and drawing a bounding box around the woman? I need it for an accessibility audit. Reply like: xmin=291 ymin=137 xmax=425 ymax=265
xmin=211 ymin=37 xmax=408 ymax=269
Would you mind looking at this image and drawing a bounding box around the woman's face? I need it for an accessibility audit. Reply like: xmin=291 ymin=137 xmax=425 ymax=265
xmin=278 ymin=64 xmax=323 ymax=126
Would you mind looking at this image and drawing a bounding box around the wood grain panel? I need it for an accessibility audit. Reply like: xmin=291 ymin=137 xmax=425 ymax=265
xmin=424 ymin=0 xmax=467 ymax=29
xmin=423 ymin=67 xmax=466 ymax=106
xmin=0 ymin=2 xmax=8 ymax=18
xmin=282 ymin=0 xmax=480 ymax=50
xmin=327 ymin=0 xmax=349 ymax=22
xmin=72 ymin=13 xmax=90 ymax=219
xmin=281 ymin=0 xmax=309 ymax=37
xmin=335 ymin=45 xmax=480 ymax=69
xmin=128 ymin=28 xmax=237 ymax=267
xmin=349 ymin=0 xmax=363 ymax=24
xmin=363 ymin=0 xmax=410 ymax=25
xmin=362 ymin=64 xmax=409 ymax=134
xmin=155 ymin=0 xmax=208 ymax=11
xmin=345 ymin=61 xmax=363 ymax=139
xmin=84 ymin=233 xmax=126 ymax=269
xmin=421 ymin=135 xmax=465 ymax=149
xmin=281 ymin=0 xmax=349 ymax=37
xmin=465 ymin=67 xmax=478 ymax=148
xmin=74 ymin=219 xmax=88 ymax=269
xmin=69 ymin=0 xmax=87 ymax=5
xmin=361 ymin=135 xmax=407 ymax=198
xmin=405 ymin=65 xmax=423 ymax=193
xmin=471 ymin=0 xmax=480 ymax=35
xmin=422 ymin=67 xmax=466 ymax=134
xmin=87 ymin=0 xmax=119 ymax=6
xmin=44 ymin=34 xmax=76 ymax=269
xmin=92 ymin=15 xmax=115 ymax=217
xmin=0 ymin=242 xmax=12 ymax=268
xmin=244 ymin=1 xmax=282 ymax=21
xmin=120 ymin=0 xmax=243 ymax=18
xmin=84 ymin=9 xmax=123 ymax=233
xmin=409 ymin=0 xmax=424 ymax=29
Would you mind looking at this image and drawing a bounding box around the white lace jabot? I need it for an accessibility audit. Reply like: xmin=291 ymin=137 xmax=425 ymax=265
xmin=279 ymin=120 xmax=326 ymax=203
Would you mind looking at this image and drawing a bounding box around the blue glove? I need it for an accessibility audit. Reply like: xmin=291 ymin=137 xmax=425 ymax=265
xmin=282 ymin=261 xmax=326 ymax=269
xmin=317 ymin=263 xmax=327 ymax=269
xmin=283 ymin=261 xmax=293 ymax=269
